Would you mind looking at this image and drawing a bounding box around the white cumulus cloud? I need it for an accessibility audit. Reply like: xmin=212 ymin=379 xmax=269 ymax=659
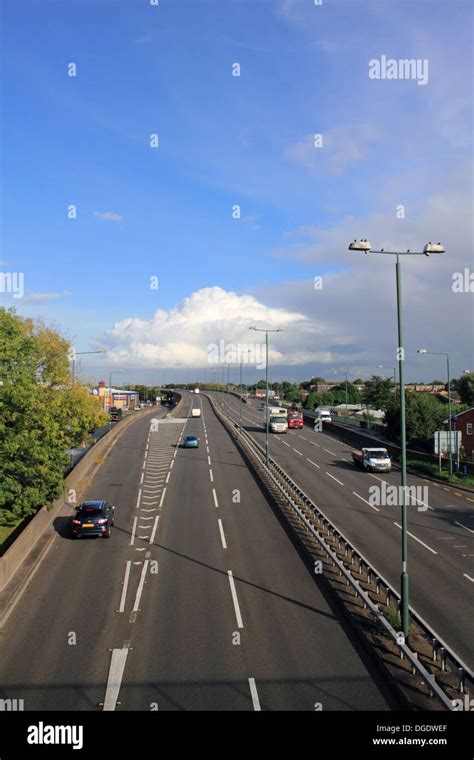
xmin=100 ymin=286 xmax=332 ymax=368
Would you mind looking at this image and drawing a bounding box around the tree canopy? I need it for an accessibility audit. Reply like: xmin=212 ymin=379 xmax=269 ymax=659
xmin=0 ymin=309 xmax=108 ymax=518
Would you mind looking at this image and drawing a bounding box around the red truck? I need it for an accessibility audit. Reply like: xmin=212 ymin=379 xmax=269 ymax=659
xmin=287 ymin=411 xmax=304 ymax=429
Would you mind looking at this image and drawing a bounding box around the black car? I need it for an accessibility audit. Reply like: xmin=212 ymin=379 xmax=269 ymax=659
xmin=109 ymin=407 xmax=123 ymax=422
xmin=71 ymin=500 xmax=115 ymax=539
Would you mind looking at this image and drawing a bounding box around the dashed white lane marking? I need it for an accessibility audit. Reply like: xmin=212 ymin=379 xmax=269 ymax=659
xmin=132 ymin=559 xmax=149 ymax=612
xmin=298 ymin=435 xmax=306 ymax=440
xmin=208 ymin=455 xmax=211 ymax=465
xmin=103 ymin=647 xmax=129 ymax=711
xmin=281 ymin=440 xmax=290 ymax=447
xmin=130 ymin=517 xmax=137 ymax=545
xmin=393 ymin=523 xmax=438 ymax=555
xmin=369 ymin=473 xmax=389 ymax=485
xmin=353 ymin=491 xmax=380 ymax=512
xmin=248 ymin=678 xmax=261 ymax=711
xmin=463 ymin=574 xmax=474 ymax=582
xmin=310 ymin=442 xmax=320 ymax=447
xmin=118 ymin=561 xmax=131 ymax=612
xmin=324 ymin=449 xmax=337 ymax=456
xmin=306 ymin=458 xmax=320 ymax=469
xmin=140 ymin=472 xmax=144 ymax=484
xmin=454 ymin=521 xmax=474 ymax=534
xmin=210 ymin=469 xmax=214 ymax=482
xmin=165 ymin=472 xmax=171 ymax=484
xmin=218 ymin=519 xmax=227 ymax=549
xmin=227 ymin=571 xmax=243 ymax=628
xmin=149 ymin=516 xmax=160 ymax=544
xmin=325 ymin=472 xmax=345 ymax=486
xmin=212 ymin=488 xmax=219 ymax=508
xmin=292 ymin=448 xmax=303 ymax=456
xmin=159 ymin=488 xmax=167 ymax=508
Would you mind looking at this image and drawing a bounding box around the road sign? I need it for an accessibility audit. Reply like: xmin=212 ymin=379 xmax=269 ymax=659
xmin=433 ymin=430 xmax=461 ymax=454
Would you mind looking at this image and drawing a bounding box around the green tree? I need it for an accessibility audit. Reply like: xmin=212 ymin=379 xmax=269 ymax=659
xmin=457 ymin=372 xmax=474 ymax=406
xmin=285 ymin=386 xmax=300 ymax=403
xmin=384 ymin=392 xmax=446 ymax=443
xmin=0 ymin=309 xmax=108 ymax=518
xmin=331 ymin=383 xmax=361 ymax=405
xmin=363 ymin=375 xmax=394 ymax=409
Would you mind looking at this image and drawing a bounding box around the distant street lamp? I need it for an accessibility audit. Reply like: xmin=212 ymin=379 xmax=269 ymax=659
xmin=417 ymin=349 xmax=453 ymax=475
xmin=332 ymin=370 xmax=349 ymax=415
xmin=348 ymin=239 xmax=445 ymax=641
xmin=108 ymin=370 xmax=124 ymax=413
xmin=377 ymin=364 xmax=397 ymax=387
xmin=249 ymin=326 xmax=284 ymax=466
xmin=239 ymin=350 xmax=251 ymax=433
xmin=69 ymin=348 xmax=107 ymax=384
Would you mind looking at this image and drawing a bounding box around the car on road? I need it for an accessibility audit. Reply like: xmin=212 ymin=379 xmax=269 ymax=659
xmin=109 ymin=407 xmax=123 ymax=422
xmin=287 ymin=411 xmax=304 ymax=429
xmin=71 ymin=500 xmax=115 ymax=539
xmin=314 ymin=409 xmax=332 ymax=423
xmin=352 ymin=447 xmax=392 ymax=472
xmin=182 ymin=435 xmax=199 ymax=448
xmin=268 ymin=416 xmax=288 ymax=434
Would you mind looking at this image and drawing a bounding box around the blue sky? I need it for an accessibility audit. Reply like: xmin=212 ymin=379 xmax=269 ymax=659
xmin=1 ymin=0 xmax=472 ymax=384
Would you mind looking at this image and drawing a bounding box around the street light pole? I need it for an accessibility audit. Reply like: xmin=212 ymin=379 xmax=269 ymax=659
xmin=249 ymin=326 xmax=283 ymax=467
xmin=394 ymin=254 xmax=409 ymax=640
xmin=70 ymin=349 xmax=107 ymax=384
xmin=332 ymin=370 xmax=348 ymax=416
xmin=417 ymin=349 xmax=453 ymax=475
xmin=349 ymin=239 xmax=445 ymax=641
xmin=109 ymin=370 xmax=124 ymax=413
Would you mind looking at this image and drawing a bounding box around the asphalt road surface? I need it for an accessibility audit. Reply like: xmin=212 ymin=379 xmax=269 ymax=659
xmin=0 ymin=396 xmax=396 ymax=711
xmin=209 ymin=391 xmax=474 ymax=669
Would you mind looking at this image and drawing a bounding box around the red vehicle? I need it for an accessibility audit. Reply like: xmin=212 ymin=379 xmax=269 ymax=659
xmin=287 ymin=411 xmax=303 ymax=429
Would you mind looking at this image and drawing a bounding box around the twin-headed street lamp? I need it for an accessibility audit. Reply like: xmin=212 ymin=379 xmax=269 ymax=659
xmin=348 ymin=240 xmax=445 ymax=640
xmin=249 ymin=326 xmax=284 ymax=466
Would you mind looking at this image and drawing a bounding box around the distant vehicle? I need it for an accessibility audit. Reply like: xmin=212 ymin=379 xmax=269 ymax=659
xmin=183 ymin=435 xmax=199 ymax=448
xmin=352 ymin=447 xmax=392 ymax=473
xmin=194 ymin=388 xmax=200 ymax=394
xmin=315 ymin=409 xmax=332 ymax=423
xmin=268 ymin=416 xmax=288 ymax=434
xmin=267 ymin=406 xmax=287 ymax=419
xmin=71 ymin=500 xmax=115 ymax=539
xmin=287 ymin=411 xmax=304 ymax=429
xmin=109 ymin=407 xmax=123 ymax=422
xmin=191 ymin=408 xmax=201 ymax=417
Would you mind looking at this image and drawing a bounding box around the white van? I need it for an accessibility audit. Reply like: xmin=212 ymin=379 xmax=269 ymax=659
xmin=191 ymin=408 xmax=201 ymax=418
xmin=315 ymin=409 xmax=332 ymax=423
